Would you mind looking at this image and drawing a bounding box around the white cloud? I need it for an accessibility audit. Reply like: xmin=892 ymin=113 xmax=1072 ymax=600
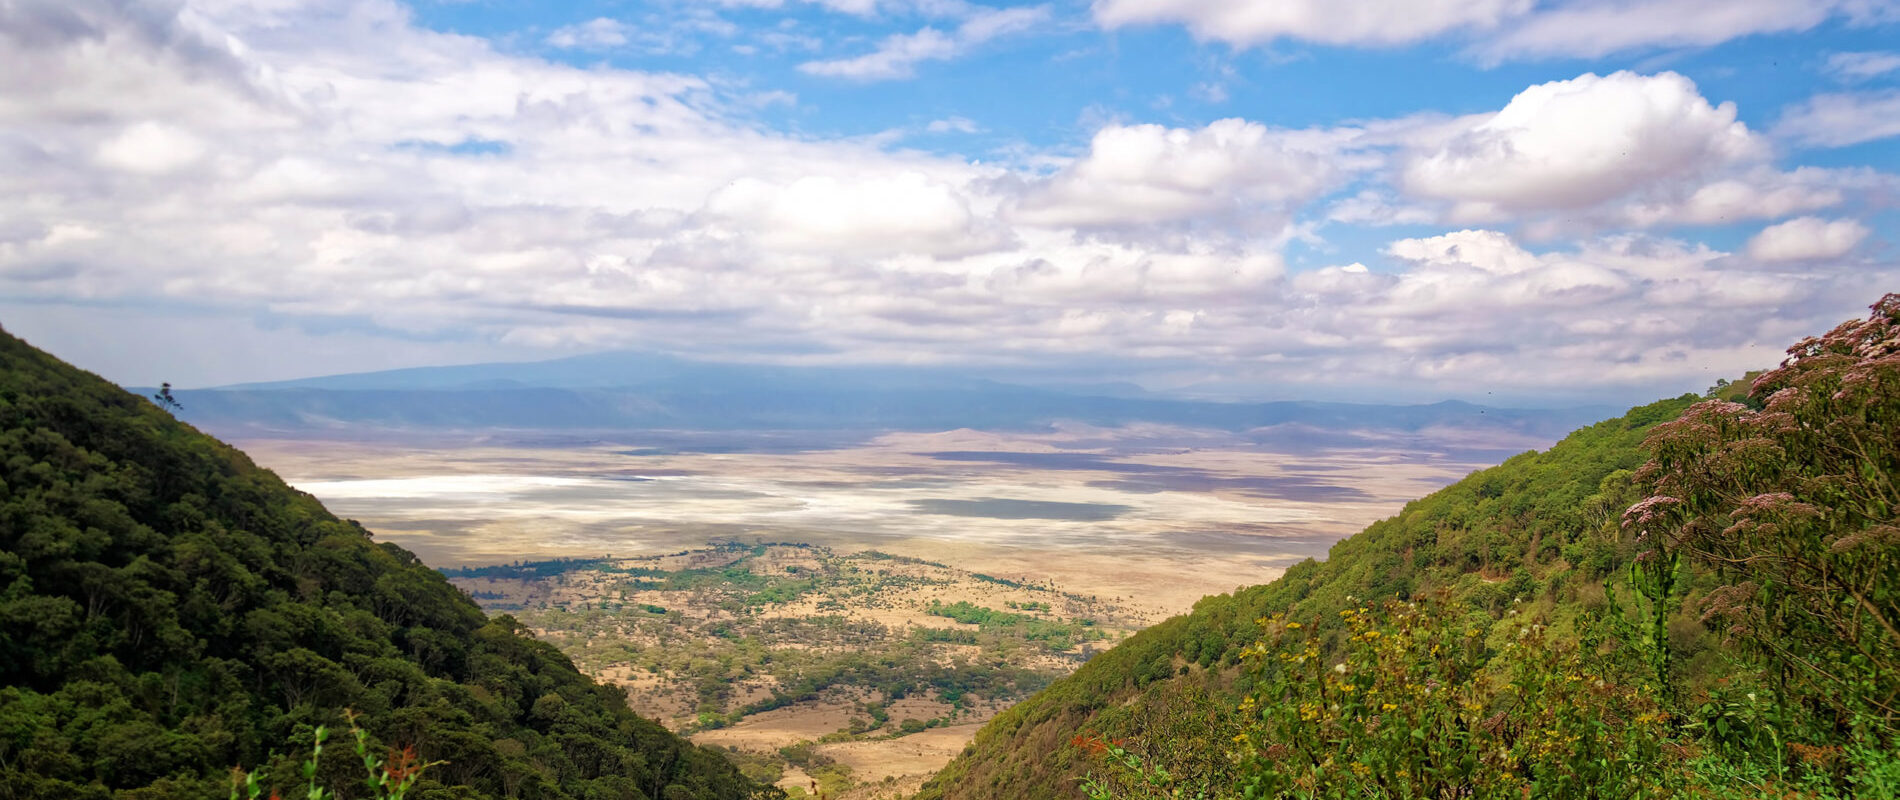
xmin=1091 ymin=0 xmax=1895 ymax=63
xmin=1371 ymin=71 xmax=1865 ymax=236
xmin=800 ymin=28 xmax=958 ymax=79
xmin=1092 ymin=0 xmax=1530 ymax=47
xmin=1402 ymin=72 xmax=1760 ymax=218
xmin=94 ymin=121 xmax=209 ymax=174
xmin=717 ymin=0 xmax=990 ymax=16
xmin=1774 ymin=90 xmax=1900 ymax=148
xmin=1386 ymin=230 xmax=1541 ymax=274
xmin=2 ymin=0 xmax=1894 ymax=403
xmin=1474 ymin=0 xmax=1861 ymax=62
xmin=1745 ymin=217 xmax=1871 ymax=262
xmin=701 ymin=172 xmax=1012 ymax=257
xmin=547 ymin=18 xmax=632 ymax=49
xmin=545 ymin=11 xmax=740 ymax=55
xmin=798 ymin=5 xmax=1047 ymax=80
xmin=1012 ymin=118 xmax=1345 ymax=232
xmin=926 ymin=116 xmax=982 ymax=133
xmin=1613 ymin=167 xmax=1849 ymax=227
xmin=1826 ymin=50 xmax=1900 ymax=80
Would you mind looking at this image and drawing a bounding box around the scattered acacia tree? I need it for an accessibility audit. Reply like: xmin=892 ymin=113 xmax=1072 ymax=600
xmin=1624 ymin=293 xmax=1899 ymax=734
xmin=152 ymin=380 xmax=183 ymax=410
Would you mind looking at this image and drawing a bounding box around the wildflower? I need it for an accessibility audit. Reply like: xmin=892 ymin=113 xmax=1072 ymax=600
xmin=1333 ymin=662 xmax=1348 ymax=674
xmin=1286 ymin=622 xmax=1302 ymax=629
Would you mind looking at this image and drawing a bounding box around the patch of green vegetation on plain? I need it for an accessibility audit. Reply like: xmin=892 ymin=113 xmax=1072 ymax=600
xmin=449 ymin=540 xmax=1144 ymax=796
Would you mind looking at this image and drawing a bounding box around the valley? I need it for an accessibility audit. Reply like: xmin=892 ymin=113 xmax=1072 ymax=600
xmin=234 ymin=421 xmax=1555 ymax=798
xmin=445 ymin=543 xmax=1146 ymax=797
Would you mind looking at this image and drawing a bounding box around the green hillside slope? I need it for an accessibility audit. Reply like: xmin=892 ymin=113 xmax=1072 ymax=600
xmin=924 ymin=295 xmax=1900 ymax=799
xmin=916 ymin=395 xmax=1699 ymax=799
xmin=0 ymin=328 xmax=776 ymax=800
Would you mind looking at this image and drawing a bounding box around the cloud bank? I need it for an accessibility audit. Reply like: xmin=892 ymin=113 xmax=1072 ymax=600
xmin=0 ymin=0 xmax=1892 ymax=404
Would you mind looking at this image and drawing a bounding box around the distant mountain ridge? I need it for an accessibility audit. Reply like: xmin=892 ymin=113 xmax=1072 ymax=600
xmin=145 ymin=352 xmax=1616 ymax=440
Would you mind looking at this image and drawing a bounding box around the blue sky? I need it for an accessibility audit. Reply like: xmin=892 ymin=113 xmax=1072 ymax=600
xmin=1 ymin=0 xmax=1897 ymax=404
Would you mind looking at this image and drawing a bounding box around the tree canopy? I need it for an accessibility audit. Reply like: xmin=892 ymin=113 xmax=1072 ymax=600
xmin=0 ymin=327 xmax=775 ymax=800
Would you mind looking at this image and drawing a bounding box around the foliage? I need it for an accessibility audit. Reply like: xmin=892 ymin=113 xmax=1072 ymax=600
xmin=0 ymin=327 xmax=774 ymax=799
xmin=1082 ymin=599 xmax=1680 ymax=799
xmin=918 ymin=393 xmax=1700 ymax=800
xmin=229 ymin=712 xmax=441 ymax=800
xmin=1238 ymin=599 xmax=1674 ymax=798
xmin=1626 ymin=293 xmax=1900 ymax=732
xmin=925 ymin=600 xmax=1104 ymax=650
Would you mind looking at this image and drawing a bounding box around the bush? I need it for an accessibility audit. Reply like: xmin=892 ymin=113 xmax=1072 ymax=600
xmin=1081 ymin=598 xmax=1681 ymax=799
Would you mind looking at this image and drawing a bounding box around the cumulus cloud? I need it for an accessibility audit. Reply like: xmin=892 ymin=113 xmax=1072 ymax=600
xmin=1774 ymin=90 xmax=1900 ymax=148
xmin=1164 ymin=228 xmax=1862 ymax=397
xmin=2 ymin=0 xmax=1894 ymax=402
xmin=701 ymin=172 xmax=1012 ymax=257
xmin=1386 ymin=230 xmax=1542 ymax=274
xmin=1012 ymin=119 xmax=1346 ymax=233
xmin=94 ymin=121 xmax=209 ymax=174
xmin=798 ymin=5 xmax=1048 ymax=80
xmin=1402 ymin=72 xmax=1760 ymax=218
xmin=1745 ymin=217 xmax=1871 ymax=262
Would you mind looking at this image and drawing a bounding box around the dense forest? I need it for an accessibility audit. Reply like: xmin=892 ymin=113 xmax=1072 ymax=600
xmin=0 ymin=327 xmax=776 ymax=800
xmin=921 ymin=295 xmax=1900 ymax=799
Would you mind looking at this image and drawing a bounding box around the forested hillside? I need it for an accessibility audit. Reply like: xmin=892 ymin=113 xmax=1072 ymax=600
xmin=921 ymin=295 xmax=1900 ymax=799
xmin=916 ymin=393 xmax=1698 ymax=799
xmin=0 ymin=327 xmax=775 ymax=800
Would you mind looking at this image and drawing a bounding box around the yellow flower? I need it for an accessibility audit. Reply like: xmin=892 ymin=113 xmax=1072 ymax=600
xmin=1286 ymin=622 xmax=1302 ymax=629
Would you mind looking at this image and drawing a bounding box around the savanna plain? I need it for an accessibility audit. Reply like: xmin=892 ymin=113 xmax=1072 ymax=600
xmin=233 ymin=422 xmax=1539 ymax=797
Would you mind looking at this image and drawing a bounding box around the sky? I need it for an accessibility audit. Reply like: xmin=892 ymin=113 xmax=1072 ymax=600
xmin=1 ymin=0 xmax=1897 ymax=404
